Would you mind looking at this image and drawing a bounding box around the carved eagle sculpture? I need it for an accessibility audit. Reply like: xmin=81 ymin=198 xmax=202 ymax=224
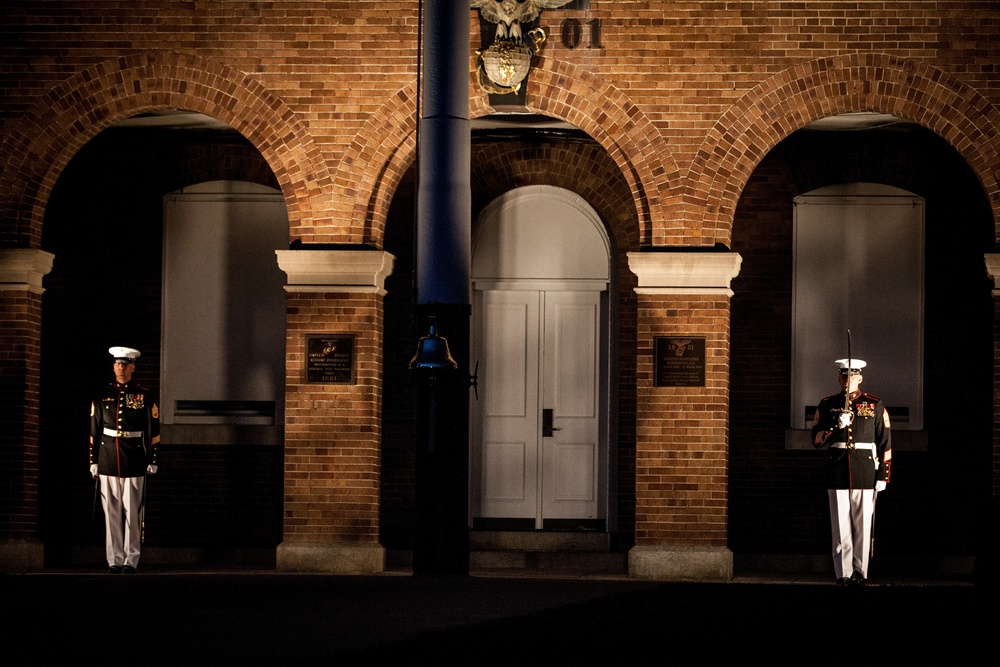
xmin=471 ymin=0 xmax=575 ymax=41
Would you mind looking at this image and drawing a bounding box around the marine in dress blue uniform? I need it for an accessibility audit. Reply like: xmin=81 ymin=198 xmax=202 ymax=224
xmin=811 ymin=359 xmax=891 ymax=585
xmin=89 ymin=346 xmax=160 ymax=573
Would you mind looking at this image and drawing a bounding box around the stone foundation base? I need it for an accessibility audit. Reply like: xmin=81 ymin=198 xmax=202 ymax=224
xmin=0 ymin=538 xmax=44 ymax=572
xmin=628 ymin=545 xmax=733 ymax=581
xmin=276 ymin=541 xmax=385 ymax=574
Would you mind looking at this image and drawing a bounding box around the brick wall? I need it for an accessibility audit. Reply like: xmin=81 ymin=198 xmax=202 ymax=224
xmin=634 ymin=294 xmax=731 ymax=547
xmin=3 ymin=3 xmax=999 ymax=247
xmin=283 ymin=292 xmax=384 ymax=544
xmin=1 ymin=1 xmax=998 ymax=572
xmin=994 ymin=295 xmax=1000 ymax=582
xmin=0 ymin=292 xmax=42 ymax=539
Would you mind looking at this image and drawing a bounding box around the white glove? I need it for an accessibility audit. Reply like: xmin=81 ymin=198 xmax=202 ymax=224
xmin=836 ymin=412 xmax=853 ymax=429
xmin=90 ymin=464 xmax=98 ymax=478
xmin=875 ymin=481 xmax=887 ymax=492
xmin=146 ymin=464 xmax=158 ymax=475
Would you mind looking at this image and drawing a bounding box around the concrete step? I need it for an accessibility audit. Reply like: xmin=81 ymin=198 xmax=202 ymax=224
xmin=469 ymin=531 xmax=626 ymax=574
xmin=470 ymin=530 xmax=610 ymax=552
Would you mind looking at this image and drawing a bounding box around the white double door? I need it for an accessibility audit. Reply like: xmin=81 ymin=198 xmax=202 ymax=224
xmin=473 ymin=288 xmax=603 ymax=527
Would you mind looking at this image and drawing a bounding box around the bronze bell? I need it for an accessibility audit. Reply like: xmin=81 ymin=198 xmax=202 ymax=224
xmin=409 ymin=318 xmax=457 ymax=371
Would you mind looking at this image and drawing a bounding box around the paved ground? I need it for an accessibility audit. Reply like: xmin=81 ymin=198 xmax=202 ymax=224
xmin=3 ymin=566 xmax=987 ymax=664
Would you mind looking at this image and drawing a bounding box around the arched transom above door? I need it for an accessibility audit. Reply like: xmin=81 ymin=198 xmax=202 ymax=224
xmin=473 ymin=185 xmax=610 ymax=288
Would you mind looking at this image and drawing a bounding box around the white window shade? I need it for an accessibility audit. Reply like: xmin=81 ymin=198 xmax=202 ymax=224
xmin=161 ymin=181 xmax=287 ymax=425
xmin=792 ymin=183 xmax=924 ymax=431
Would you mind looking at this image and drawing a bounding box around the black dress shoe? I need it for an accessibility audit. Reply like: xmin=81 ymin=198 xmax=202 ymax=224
xmin=849 ymin=572 xmax=866 ymax=586
xmin=835 ymin=577 xmax=850 ymax=586
xmin=121 ymin=565 xmax=137 ymax=574
xmin=107 ymin=565 xmax=123 ymax=574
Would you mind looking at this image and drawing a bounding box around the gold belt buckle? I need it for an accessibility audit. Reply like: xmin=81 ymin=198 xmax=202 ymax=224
xmin=117 ymin=430 xmax=127 ymax=437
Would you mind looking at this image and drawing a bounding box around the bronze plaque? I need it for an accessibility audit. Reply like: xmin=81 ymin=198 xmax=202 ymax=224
xmin=655 ymin=336 xmax=706 ymax=387
xmin=306 ymin=335 xmax=355 ymax=384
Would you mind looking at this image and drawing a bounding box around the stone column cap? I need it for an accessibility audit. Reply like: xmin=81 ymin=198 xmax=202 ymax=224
xmin=276 ymin=249 xmax=395 ymax=294
xmin=628 ymin=250 xmax=742 ymax=295
xmin=984 ymin=253 xmax=1000 ymax=296
xmin=0 ymin=248 xmax=55 ymax=294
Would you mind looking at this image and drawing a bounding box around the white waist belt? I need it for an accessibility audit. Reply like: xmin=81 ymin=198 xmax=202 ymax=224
xmin=830 ymin=441 xmax=875 ymax=451
xmin=103 ymin=427 xmax=142 ymax=438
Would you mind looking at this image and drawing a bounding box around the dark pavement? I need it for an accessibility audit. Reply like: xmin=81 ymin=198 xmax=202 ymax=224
xmin=2 ymin=567 xmax=988 ymax=664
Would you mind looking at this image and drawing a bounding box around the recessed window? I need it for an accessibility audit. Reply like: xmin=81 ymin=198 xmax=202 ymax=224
xmin=160 ymin=181 xmax=287 ymax=425
xmin=791 ymin=183 xmax=924 ymax=433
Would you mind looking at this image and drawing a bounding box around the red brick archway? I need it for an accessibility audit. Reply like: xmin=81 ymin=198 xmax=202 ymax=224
xmin=332 ymin=57 xmax=679 ymax=248
xmin=683 ymin=53 xmax=1000 ymax=247
xmin=0 ymin=50 xmax=332 ymax=248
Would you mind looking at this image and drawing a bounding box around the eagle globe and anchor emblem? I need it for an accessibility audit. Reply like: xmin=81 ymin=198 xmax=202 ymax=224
xmin=472 ymin=0 xmax=574 ymax=95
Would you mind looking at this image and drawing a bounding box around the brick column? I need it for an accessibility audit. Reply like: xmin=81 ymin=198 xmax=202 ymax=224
xmin=988 ymin=255 xmax=1000 ymax=494
xmin=626 ymin=251 xmax=742 ymax=581
xmin=0 ymin=249 xmax=54 ymax=572
xmin=274 ymin=249 xmax=394 ymax=573
xmin=984 ymin=255 xmax=1000 ymax=582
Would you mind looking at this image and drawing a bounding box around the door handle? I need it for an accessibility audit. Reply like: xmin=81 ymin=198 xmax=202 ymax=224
xmin=542 ymin=408 xmax=561 ymax=437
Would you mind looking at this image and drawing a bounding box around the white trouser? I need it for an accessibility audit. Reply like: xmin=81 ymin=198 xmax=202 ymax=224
xmin=100 ymin=475 xmax=145 ymax=567
xmin=828 ymin=488 xmax=875 ymax=579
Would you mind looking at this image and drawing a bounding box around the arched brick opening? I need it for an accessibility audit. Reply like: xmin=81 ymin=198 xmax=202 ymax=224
xmin=0 ymin=50 xmax=332 ymax=248
xmin=682 ymin=53 xmax=1000 ymax=247
xmin=468 ymin=139 xmax=642 ymax=541
xmin=334 ymin=57 xmax=678 ymax=247
xmin=514 ymin=57 xmax=679 ymax=248
xmin=377 ymin=130 xmax=646 ymax=551
xmin=470 ymin=140 xmax=639 ymax=252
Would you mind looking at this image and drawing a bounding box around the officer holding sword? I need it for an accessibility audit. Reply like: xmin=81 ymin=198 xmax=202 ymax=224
xmin=812 ymin=357 xmax=892 ymax=585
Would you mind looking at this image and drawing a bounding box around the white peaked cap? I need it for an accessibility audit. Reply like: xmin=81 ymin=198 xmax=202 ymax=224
xmin=834 ymin=358 xmax=866 ymax=371
xmin=109 ymin=346 xmax=141 ymax=360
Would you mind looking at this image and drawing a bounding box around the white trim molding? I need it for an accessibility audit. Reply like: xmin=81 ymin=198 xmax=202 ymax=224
xmin=984 ymin=254 xmax=1000 ymax=296
xmin=0 ymin=249 xmax=55 ymax=294
xmin=275 ymin=249 xmax=395 ymax=294
xmin=627 ymin=251 xmax=742 ymax=296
